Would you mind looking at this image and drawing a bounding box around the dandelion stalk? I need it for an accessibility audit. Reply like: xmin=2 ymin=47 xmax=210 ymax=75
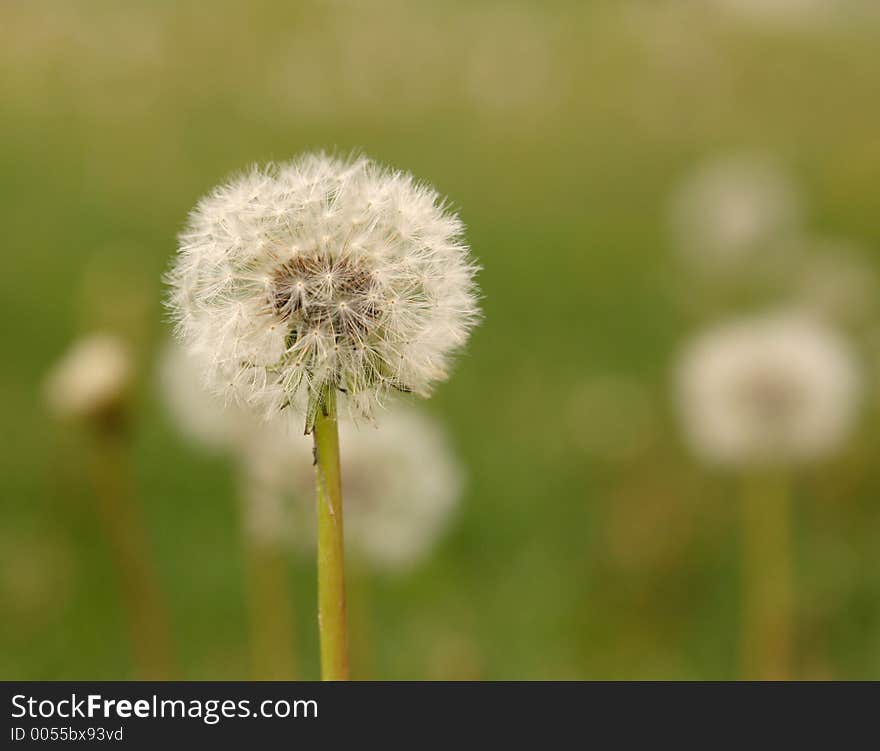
xmin=284 ymin=407 xmax=464 ymax=679
xmin=740 ymin=470 xmax=793 ymax=681
xmin=312 ymin=389 xmax=350 ymax=680
xmin=90 ymin=415 xmax=175 ymax=680
xmin=46 ymin=334 xmax=175 ymax=680
xmin=676 ymin=313 xmax=860 ymax=679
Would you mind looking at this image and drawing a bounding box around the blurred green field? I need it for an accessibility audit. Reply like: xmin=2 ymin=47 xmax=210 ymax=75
xmin=3 ymin=1 xmax=880 ymax=679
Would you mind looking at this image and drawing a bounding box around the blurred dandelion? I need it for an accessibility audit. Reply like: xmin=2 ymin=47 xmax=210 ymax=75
xmin=159 ymin=342 xmax=297 ymax=679
xmin=45 ymin=334 xmax=174 ymax=679
xmin=792 ymin=239 xmax=880 ymax=330
xmin=166 ymin=152 xmax=480 ymax=679
xmin=161 ymin=343 xmax=464 ymax=678
xmin=674 ymin=311 xmax=861 ymax=679
xmin=285 ymin=408 xmax=464 ymax=571
xmin=709 ymin=0 xmax=865 ymax=28
xmin=287 ymin=407 xmax=464 ymax=679
xmin=45 ymin=334 xmax=132 ymax=423
xmin=670 ymin=154 xmax=802 ymax=277
xmin=464 ymin=5 xmax=560 ymax=117
xmin=675 ymin=312 xmax=859 ymax=466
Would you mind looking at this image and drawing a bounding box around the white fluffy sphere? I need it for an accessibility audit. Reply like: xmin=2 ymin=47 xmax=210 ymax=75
xmin=167 ymin=153 xmax=480 ymax=429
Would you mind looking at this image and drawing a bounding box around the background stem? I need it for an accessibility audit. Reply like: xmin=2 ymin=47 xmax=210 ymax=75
xmin=312 ymin=390 xmax=350 ymax=680
xmin=90 ymin=417 xmax=175 ymax=680
xmin=242 ymin=532 xmax=297 ymax=680
xmin=740 ymin=469 xmax=794 ymax=680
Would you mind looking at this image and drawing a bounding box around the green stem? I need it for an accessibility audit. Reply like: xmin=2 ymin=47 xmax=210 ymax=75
xmin=740 ymin=470 xmax=794 ymax=680
xmin=246 ymin=544 xmax=297 ymax=680
xmin=90 ymin=417 xmax=175 ymax=680
xmin=239 ymin=477 xmax=296 ymax=679
xmin=312 ymin=389 xmax=350 ymax=680
xmin=243 ymin=537 xmax=297 ymax=680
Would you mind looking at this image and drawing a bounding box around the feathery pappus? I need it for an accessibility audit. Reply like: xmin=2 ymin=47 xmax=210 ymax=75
xmin=166 ymin=152 xmax=480 ymax=431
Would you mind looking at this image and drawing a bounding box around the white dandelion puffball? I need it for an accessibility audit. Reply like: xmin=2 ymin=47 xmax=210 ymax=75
xmin=670 ymin=155 xmax=802 ymax=271
xmin=167 ymin=153 xmax=480 ymax=428
xmin=289 ymin=408 xmax=465 ymax=570
xmin=45 ymin=334 xmax=133 ymax=421
xmin=675 ymin=313 xmax=860 ymax=466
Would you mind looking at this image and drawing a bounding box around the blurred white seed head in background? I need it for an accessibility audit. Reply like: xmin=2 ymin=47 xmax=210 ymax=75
xmin=45 ymin=334 xmax=133 ymax=422
xmin=464 ymin=5 xmax=559 ymax=114
xmin=166 ymin=152 xmax=480 ymax=430
xmin=792 ymin=239 xmax=880 ymax=329
xmin=236 ymin=428 xmax=301 ymax=548
xmin=670 ymin=154 xmax=802 ymax=273
xmin=159 ymin=341 xmax=297 ymax=547
xmin=287 ymin=407 xmax=465 ymax=571
xmin=159 ymin=342 xmax=464 ymax=561
xmin=675 ymin=311 xmax=860 ymax=467
xmin=158 ymin=340 xmax=262 ymax=453
xmin=708 ymin=0 xmax=875 ymax=27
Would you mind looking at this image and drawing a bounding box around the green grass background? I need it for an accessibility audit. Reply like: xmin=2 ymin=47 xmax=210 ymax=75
xmin=2 ymin=0 xmax=880 ymax=679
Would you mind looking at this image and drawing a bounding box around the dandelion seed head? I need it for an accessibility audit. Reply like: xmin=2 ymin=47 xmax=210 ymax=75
xmin=166 ymin=152 xmax=480 ymax=428
xmin=45 ymin=334 xmax=133 ymax=422
xmin=675 ymin=312 xmax=860 ymax=466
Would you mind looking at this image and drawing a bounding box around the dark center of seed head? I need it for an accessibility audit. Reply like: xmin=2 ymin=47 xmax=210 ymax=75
xmin=269 ymin=253 xmax=378 ymax=336
xmin=735 ymin=370 xmax=804 ymax=424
